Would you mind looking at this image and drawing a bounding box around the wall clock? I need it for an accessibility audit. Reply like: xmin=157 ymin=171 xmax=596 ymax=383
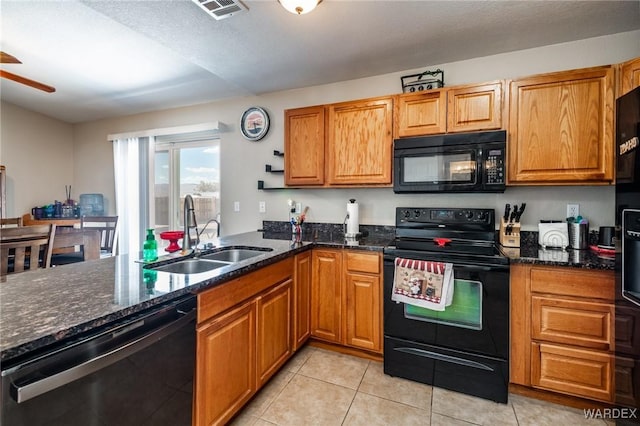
xmin=240 ymin=107 xmax=270 ymax=141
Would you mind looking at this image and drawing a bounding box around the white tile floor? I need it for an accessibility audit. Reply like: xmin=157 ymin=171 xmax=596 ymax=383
xmin=231 ymin=345 xmax=615 ymax=426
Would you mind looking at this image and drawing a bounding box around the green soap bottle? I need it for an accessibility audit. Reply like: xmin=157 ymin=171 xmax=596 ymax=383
xmin=143 ymin=228 xmax=158 ymax=262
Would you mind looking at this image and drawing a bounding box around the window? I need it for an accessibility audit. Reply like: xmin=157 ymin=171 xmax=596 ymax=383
xmin=153 ymin=139 xmax=220 ymax=239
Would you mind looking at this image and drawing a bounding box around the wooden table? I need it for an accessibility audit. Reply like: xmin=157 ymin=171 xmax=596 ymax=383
xmin=53 ymin=228 xmax=101 ymax=260
xmin=22 ymin=213 xmax=80 ymax=228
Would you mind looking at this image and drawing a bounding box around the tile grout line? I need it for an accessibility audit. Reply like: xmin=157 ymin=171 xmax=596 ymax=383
xmin=255 ymin=349 xmax=314 ymax=424
xmin=340 ymin=359 xmax=371 ymax=425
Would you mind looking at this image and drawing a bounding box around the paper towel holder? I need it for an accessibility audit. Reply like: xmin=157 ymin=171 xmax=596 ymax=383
xmin=345 ymin=198 xmax=361 ymax=238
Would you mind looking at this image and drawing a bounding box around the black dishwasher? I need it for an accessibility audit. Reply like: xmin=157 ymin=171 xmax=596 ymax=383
xmin=1 ymin=294 xmax=196 ymax=426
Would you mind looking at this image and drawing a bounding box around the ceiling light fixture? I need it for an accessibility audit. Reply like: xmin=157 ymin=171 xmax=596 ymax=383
xmin=279 ymin=0 xmax=321 ymax=15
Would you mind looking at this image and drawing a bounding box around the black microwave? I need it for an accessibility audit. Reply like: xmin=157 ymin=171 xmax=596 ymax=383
xmin=393 ymin=130 xmax=506 ymax=193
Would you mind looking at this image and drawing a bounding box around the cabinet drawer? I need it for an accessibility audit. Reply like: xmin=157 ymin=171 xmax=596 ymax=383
xmin=345 ymin=251 xmax=380 ymax=274
xmin=198 ymin=258 xmax=293 ymax=324
xmin=531 ymin=342 xmax=613 ymax=402
xmin=530 ymin=267 xmax=614 ymax=301
xmin=531 ymin=296 xmax=613 ymax=350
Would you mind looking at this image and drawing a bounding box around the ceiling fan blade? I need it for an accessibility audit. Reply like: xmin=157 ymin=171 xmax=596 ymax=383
xmin=0 ymin=70 xmax=56 ymax=93
xmin=0 ymin=52 xmax=22 ymax=64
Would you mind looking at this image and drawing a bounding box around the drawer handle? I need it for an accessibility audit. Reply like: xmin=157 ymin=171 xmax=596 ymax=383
xmin=394 ymin=347 xmax=495 ymax=371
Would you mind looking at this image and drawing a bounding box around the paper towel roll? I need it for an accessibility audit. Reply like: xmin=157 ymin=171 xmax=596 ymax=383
xmin=346 ymin=200 xmax=359 ymax=237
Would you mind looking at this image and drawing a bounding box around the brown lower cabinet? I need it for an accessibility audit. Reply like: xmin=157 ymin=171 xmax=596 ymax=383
xmin=293 ymin=251 xmax=312 ymax=350
xmin=511 ymin=263 xmax=615 ymax=403
xmin=310 ymin=248 xmax=382 ymax=354
xmin=193 ymin=249 xmax=382 ymax=425
xmin=194 ymin=258 xmax=295 ymax=426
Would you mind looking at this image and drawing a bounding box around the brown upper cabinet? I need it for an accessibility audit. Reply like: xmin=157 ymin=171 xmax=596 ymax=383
xmin=327 ymin=97 xmax=393 ymax=185
xmin=284 ymin=96 xmax=393 ymax=187
xmin=285 ymin=106 xmax=325 ymax=186
xmin=394 ymin=81 xmax=504 ymax=138
xmin=507 ymin=65 xmax=615 ymax=185
xmin=619 ymin=56 xmax=640 ymax=96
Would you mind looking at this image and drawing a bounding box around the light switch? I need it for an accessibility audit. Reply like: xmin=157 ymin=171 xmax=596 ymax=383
xmin=234 ymin=201 xmax=240 ymax=212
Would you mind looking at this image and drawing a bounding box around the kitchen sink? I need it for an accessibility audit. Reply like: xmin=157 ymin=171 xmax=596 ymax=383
xmin=150 ymin=259 xmax=231 ymax=274
xmin=200 ymin=247 xmax=273 ymax=263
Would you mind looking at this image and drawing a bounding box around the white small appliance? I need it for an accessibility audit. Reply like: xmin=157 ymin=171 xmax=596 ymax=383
xmin=345 ymin=199 xmax=360 ymax=238
xmin=538 ymin=222 xmax=569 ymax=249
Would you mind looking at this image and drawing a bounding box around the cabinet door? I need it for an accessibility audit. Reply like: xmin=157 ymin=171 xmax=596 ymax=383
xmin=311 ymin=249 xmax=342 ymax=342
xmin=285 ymin=106 xmax=325 ymax=185
xmin=531 ymin=342 xmax=613 ymax=402
xmin=394 ymin=90 xmax=446 ymax=137
xmin=447 ymin=81 xmax=503 ymax=133
xmin=531 ymin=296 xmax=613 ymax=351
xmin=257 ymin=279 xmax=293 ymax=387
xmin=508 ymin=66 xmax=614 ymax=184
xmin=620 ymin=57 xmax=640 ymax=96
xmin=194 ymin=300 xmax=256 ymax=426
xmin=294 ymin=251 xmax=312 ymax=350
xmin=327 ymin=97 xmax=393 ymax=185
xmin=344 ymin=271 xmax=381 ymax=352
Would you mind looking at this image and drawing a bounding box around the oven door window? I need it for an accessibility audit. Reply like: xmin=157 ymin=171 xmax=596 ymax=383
xmin=403 ymin=152 xmax=477 ymax=184
xmin=403 ymin=279 xmax=482 ymax=330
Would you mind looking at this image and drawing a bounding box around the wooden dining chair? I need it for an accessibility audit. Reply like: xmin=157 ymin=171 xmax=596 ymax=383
xmin=81 ymin=216 xmax=118 ymax=257
xmin=1 ymin=224 xmax=56 ymax=275
xmin=0 ymin=217 xmax=23 ymax=227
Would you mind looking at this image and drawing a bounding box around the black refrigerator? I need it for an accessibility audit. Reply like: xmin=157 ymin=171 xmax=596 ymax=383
xmin=616 ymin=85 xmax=640 ymax=418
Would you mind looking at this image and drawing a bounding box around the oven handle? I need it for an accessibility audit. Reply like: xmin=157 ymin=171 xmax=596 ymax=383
xmin=384 ymin=256 xmax=500 ymax=272
xmin=9 ymin=305 xmax=196 ymax=404
xmin=393 ymin=347 xmax=494 ymax=371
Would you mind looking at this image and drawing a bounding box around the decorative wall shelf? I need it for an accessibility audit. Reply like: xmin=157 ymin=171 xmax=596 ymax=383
xmin=258 ymin=149 xmax=289 ymax=190
xmin=265 ymin=165 xmax=284 ymax=173
xmin=257 ymin=180 xmax=299 ymax=191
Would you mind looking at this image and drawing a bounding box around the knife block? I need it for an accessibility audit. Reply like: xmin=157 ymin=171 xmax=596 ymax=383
xmin=499 ymin=218 xmax=521 ymax=248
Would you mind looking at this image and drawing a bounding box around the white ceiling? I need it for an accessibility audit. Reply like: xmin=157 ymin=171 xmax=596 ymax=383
xmin=1 ymin=0 xmax=638 ymax=124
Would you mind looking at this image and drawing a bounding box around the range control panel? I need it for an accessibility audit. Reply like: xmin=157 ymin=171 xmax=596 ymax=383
xmin=396 ymin=207 xmax=495 ymax=227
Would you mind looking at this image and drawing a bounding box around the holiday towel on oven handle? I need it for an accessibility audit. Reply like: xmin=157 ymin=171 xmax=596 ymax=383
xmin=391 ymin=257 xmax=454 ymax=311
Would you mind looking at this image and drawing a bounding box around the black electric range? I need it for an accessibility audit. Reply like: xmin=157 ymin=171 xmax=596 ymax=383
xmin=383 ymin=207 xmax=510 ymax=403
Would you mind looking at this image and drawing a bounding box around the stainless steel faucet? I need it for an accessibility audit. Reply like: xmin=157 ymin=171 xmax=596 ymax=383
xmin=182 ymin=194 xmax=199 ymax=255
xmin=199 ymin=218 xmax=220 ymax=238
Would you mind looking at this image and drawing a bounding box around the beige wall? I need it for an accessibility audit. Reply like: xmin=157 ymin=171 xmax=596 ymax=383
xmin=0 ymin=102 xmax=74 ymax=218
xmin=3 ymin=30 xmax=640 ymax=234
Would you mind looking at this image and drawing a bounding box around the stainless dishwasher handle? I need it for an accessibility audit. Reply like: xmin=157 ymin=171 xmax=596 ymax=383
xmin=11 ymin=307 xmax=196 ymax=404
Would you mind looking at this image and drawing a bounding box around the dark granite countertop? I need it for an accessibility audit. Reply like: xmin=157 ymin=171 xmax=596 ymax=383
xmin=0 ymin=228 xmax=393 ymax=363
xmin=499 ymin=238 xmax=616 ymax=271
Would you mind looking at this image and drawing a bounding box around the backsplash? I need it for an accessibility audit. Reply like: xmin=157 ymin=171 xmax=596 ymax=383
xmin=263 ymin=221 xmax=600 ymax=248
xmin=262 ymin=221 xmax=395 ymax=238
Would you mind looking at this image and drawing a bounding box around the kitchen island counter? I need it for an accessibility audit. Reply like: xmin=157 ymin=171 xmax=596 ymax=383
xmin=0 ymin=229 xmax=392 ymax=364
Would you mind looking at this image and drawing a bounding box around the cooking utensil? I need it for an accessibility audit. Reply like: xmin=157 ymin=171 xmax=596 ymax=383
xmin=300 ymin=206 xmax=309 ymax=223
xmin=515 ymin=203 xmax=526 ymax=222
xmin=510 ymin=204 xmax=518 ymax=223
xmin=503 ymin=204 xmax=510 ymax=222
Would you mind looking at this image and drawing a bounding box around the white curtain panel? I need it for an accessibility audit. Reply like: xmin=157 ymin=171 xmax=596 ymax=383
xmin=112 ymin=137 xmax=151 ymax=257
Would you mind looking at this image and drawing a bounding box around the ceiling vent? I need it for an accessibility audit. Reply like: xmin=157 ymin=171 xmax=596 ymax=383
xmin=192 ymin=0 xmax=247 ymax=20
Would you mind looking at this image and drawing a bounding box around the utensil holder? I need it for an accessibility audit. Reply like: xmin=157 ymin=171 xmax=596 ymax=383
xmin=568 ymin=222 xmax=589 ymax=249
xmin=499 ymin=218 xmax=520 ymax=248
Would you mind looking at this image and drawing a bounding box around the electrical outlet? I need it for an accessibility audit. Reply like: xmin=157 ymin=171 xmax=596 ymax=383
xmin=295 ymin=202 xmax=302 ymax=214
xmin=567 ymin=203 xmax=579 ymax=218
xmin=259 ymin=201 xmax=266 ymax=213
xmin=234 ymin=201 xmax=240 ymax=212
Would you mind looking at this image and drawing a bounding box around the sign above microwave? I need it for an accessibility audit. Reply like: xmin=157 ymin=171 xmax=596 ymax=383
xmin=401 ymin=69 xmax=444 ymax=93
